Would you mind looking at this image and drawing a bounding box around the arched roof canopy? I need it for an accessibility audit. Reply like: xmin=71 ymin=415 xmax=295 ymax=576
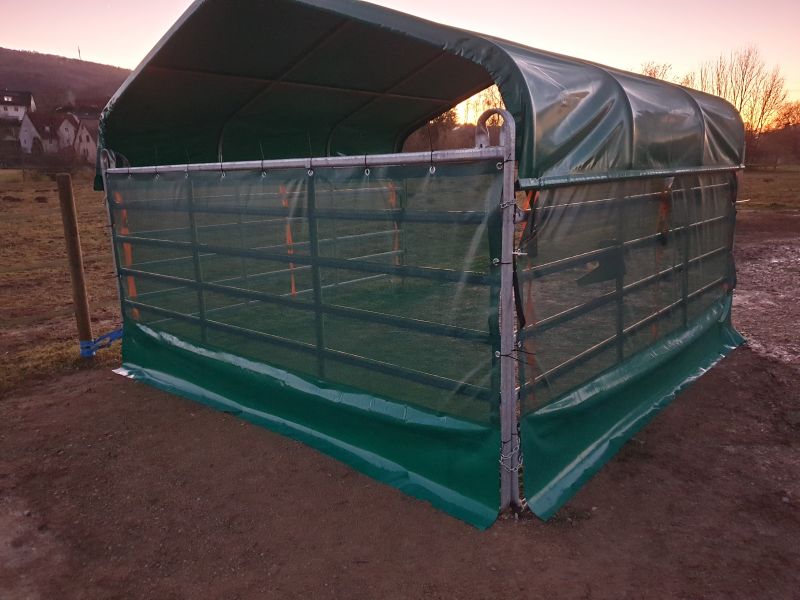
xmin=99 ymin=0 xmax=745 ymax=182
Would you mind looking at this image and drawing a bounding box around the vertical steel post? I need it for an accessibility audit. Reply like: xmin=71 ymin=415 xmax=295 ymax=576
xmin=681 ymin=186 xmax=692 ymax=328
xmin=615 ymin=205 xmax=625 ymax=362
xmin=477 ymin=109 xmax=520 ymax=511
xmin=186 ymin=179 xmax=208 ymax=343
xmin=57 ymin=173 xmax=94 ymax=357
xmin=307 ymin=171 xmax=327 ymax=378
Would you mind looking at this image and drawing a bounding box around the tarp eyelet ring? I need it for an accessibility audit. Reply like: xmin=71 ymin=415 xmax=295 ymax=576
xmin=429 ymin=165 xmax=436 ymax=175
xmin=261 ymin=159 xmax=267 ymax=178
xmin=219 ymin=162 xmax=226 ymax=179
xmin=364 ymin=168 xmax=370 ymax=177
xmin=496 ymin=161 xmax=504 ymax=170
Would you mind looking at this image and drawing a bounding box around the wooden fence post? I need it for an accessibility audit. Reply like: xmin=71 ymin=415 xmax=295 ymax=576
xmin=57 ymin=173 xmax=94 ymax=357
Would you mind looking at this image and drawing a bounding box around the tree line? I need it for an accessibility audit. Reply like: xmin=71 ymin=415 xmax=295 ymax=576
xmin=641 ymin=46 xmax=798 ymax=161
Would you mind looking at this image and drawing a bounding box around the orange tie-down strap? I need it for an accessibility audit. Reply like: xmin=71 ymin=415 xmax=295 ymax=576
xmin=279 ymin=185 xmax=297 ymax=297
xmin=113 ymin=191 xmax=139 ymax=319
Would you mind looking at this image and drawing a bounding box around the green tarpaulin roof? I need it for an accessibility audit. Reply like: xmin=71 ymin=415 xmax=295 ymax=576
xmin=99 ymin=0 xmax=745 ymax=181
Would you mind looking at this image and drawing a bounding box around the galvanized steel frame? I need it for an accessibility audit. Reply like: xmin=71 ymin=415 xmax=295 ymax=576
xmin=102 ymin=110 xmax=524 ymax=513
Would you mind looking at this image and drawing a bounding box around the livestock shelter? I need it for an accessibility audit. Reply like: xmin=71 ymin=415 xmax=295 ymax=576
xmin=97 ymin=0 xmax=745 ymax=528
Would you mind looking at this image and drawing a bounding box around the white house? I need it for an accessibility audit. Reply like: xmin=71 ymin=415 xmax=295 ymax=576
xmin=1 ymin=90 xmax=36 ymax=123
xmin=19 ymin=112 xmax=67 ymax=154
xmin=74 ymin=118 xmax=99 ymax=163
xmin=57 ymin=113 xmax=79 ymax=149
xmin=18 ymin=113 xmax=43 ymax=154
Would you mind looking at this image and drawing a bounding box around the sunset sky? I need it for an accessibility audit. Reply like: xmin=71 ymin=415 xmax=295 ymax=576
xmin=2 ymin=0 xmax=798 ymax=100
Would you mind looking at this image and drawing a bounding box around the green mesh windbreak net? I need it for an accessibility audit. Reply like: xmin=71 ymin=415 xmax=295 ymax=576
xmin=516 ymin=173 xmax=743 ymax=518
xmin=106 ymin=159 xmax=505 ymax=528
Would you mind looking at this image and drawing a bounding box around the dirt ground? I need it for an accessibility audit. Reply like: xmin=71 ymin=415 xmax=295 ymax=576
xmin=1 ymin=172 xmax=799 ymax=599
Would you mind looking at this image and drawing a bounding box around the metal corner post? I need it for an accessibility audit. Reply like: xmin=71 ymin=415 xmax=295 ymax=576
xmin=477 ymin=109 xmax=522 ymax=511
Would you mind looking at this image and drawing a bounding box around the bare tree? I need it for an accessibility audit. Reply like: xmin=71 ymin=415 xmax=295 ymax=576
xmin=676 ymin=71 xmax=696 ymax=88
xmin=643 ymin=46 xmax=789 ymax=157
xmin=459 ymin=85 xmax=504 ymax=124
xmin=774 ymin=100 xmax=800 ymax=129
xmin=744 ymin=66 xmax=787 ymax=152
xmin=641 ymin=62 xmax=673 ymax=80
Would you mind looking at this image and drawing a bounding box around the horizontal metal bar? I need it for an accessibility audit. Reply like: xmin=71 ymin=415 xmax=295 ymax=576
xmin=519 ymin=244 xmax=617 ymax=280
xmin=530 ymin=182 xmax=731 ymax=216
xmin=130 ymin=228 xmax=401 ymax=270
xmin=126 ymin=299 xmax=316 ymax=353
xmin=520 ymin=289 xmax=618 ymax=339
xmin=117 ymin=236 xmax=495 ymax=286
xmin=622 ymin=276 xmax=728 ymax=337
xmin=126 ymin=299 xmax=492 ymax=401
xmin=532 ymin=333 xmax=618 ymax=390
xmin=116 ymin=202 xmax=488 ymax=225
xmin=289 ymin=274 xmax=388 ymax=297
xmin=518 ymin=215 xmax=730 ymax=282
xmin=107 ymin=146 xmax=506 ymax=176
xmin=624 ymin=215 xmax=729 ymax=251
xmin=519 ymin=165 xmax=744 ymax=190
xmin=321 ymin=302 xmax=490 ymax=343
xmin=518 ymin=245 xmax=728 ymax=340
xmin=521 ymin=276 xmax=729 ymax=393
xmin=321 ymin=347 xmax=492 ymax=401
xmin=120 ymin=268 xmax=491 ymax=343
xmin=134 ymin=216 xmax=292 ymax=238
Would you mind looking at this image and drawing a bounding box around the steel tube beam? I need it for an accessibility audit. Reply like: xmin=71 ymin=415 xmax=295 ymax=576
xmin=519 ymin=164 xmax=744 ymax=190
xmin=118 ymin=267 xmax=491 ymax=343
xmin=106 ymin=146 xmax=505 ymax=176
xmin=124 ymin=299 xmax=493 ymax=401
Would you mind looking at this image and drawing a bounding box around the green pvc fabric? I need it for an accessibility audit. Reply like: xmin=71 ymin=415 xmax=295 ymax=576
xmin=516 ymin=173 xmax=744 ymax=518
xmin=96 ymin=0 xmax=744 ymax=188
xmin=106 ymin=159 xmax=505 ymax=528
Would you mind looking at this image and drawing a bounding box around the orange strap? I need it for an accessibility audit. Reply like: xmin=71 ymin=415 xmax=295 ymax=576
xmin=387 ymin=182 xmax=400 ymax=265
xmin=113 ymin=191 xmax=139 ymax=319
xmin=280 ymin=185 xmax=297 ymax=296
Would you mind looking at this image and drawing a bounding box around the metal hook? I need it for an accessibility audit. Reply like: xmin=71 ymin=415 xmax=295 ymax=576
xmin=429 ymin=150 xmax=435 ymax=175
xmin=219 ymin=162 xmax=226 ymax=179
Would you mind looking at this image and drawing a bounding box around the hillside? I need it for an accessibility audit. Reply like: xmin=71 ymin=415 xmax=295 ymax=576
xmin=0 ymin=47 xmax=130 ymax=112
